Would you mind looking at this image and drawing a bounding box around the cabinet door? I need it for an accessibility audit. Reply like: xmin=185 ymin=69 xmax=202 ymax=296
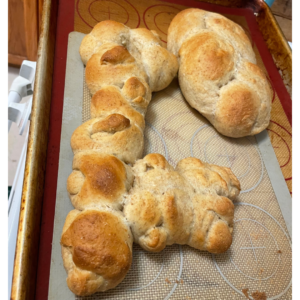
xmin=8 ymin=0 xmax=39 ymax=66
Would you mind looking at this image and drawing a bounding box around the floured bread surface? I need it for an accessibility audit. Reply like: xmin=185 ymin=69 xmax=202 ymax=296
xmin=167 ymin=8 xmax=272 ymax=138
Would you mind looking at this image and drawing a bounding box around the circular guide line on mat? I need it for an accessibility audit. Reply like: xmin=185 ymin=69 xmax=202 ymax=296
xmin=145 ymin=121 xmax=169 ymax=160
xmin=161 ymin=111 xmax=201 ymax=159
xmin=190 ymin=125 xmax=264 ymax=193
xmin=164 ymin=245 xmax=184 ymax=300
xmin=124 ymin=251 xmax=165 ymax=291
xmin=212 ymin=203 xmax=292 ymax=300
xmin=267 ymin=129 xmax=291 ymax=168
xmin=88 ymin=0 xmax=129 ymax=25
xmin=268 ymin=120 xmax=292 ymax=183
xmin=143 ymin=4 xmax=181 ymax=43
xmin=230 ymin=219 xmax=281 ymax=281
xmin=144 ymin=135 xmax=153 ymax=154
xmin=240 ymin=137 xmax=264 ymax=194
xmin=122 ymin=245 xmax=183 ymax=297
xmin=76 ymin=0 xmax=140 ymax=28
xmin=203 ymin=134 xmax=251 ymax=180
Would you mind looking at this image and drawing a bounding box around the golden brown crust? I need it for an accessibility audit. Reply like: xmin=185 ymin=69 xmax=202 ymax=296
xmin=214 ymin=83 xmax=260 ymax=137
xmin=128 ymin=28 xmax=179 ymax=92
xmin=63 ymin=20 xmax=179 ymax=296
xmin=123 ymin=154 xmax=239 ymax=254
xmin=141 ymin=228 xmax=166 ymax=251
xmin=65 ymin=268 xmax=103 ymax=297
xmin=92 ymin=114 xmax=130 ymax=134
xmin=122 ymin=76 xmax=152 ymax=115
xmin=206 ymin=220 xmax=233 ymax=253
xmin=79 ymin=20 xmax=130 ymax=65
xmin=61 ymin=209 xmax=133 ymax=296
xmin=80 ymin=21 xmax=178 ymax=94
xmin=168 ymin=8 xmax=272 ymax=138
xmin=70 ymin=116 xmax=144 ymax=164
xmin=67 ymin=153 xmax=133 ymax=211
xmin=91 ymin=20 xmax=129 ymax=40
xmin=176 ymin=157 xmax=241 ymax=200
xmin=90 ymin=86 xmax=146 ymax=129
xmin=63 ymin=154 xmax=240 ymax=296
xmin=85 ymin=50 xmax=147 ymax=96
xmin=61 ymin=211 xmax=131 ymax=277
xmin=100 ymin=46 xmax=134 ymax=65
xmin=179 ymin=32 xmax=235 ymax=81
xmin=167 ymin=8 xmax=255 ymax=62
xmin=122 ymin=77 xmax=147 ymax=100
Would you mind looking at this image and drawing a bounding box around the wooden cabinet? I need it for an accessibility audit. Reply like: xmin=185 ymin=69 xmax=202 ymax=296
xmin=8 ymin=0 xmax=44 ymax=66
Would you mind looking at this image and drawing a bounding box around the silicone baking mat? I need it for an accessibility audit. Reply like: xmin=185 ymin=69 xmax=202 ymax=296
xmin=47 ymin=29 xmax=291 ymax=300
xmin=74 ymin=0 xmax=292 ymax=194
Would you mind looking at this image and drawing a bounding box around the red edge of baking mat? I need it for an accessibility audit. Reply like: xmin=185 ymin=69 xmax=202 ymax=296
xmin=34 ymin=1 xmax=292 ymax=299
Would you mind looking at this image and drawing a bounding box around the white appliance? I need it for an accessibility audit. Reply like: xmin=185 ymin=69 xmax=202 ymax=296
xmin=8 ymin=61 xmax=36 ymax=300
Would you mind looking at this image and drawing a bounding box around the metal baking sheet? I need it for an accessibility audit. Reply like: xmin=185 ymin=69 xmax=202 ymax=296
xmin=48 ymin=32 xmax=292 ymax=300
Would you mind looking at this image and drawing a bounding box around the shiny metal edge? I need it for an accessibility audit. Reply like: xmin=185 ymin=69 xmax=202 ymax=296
xmin=10 ymin=0 xmax=57 ymax=299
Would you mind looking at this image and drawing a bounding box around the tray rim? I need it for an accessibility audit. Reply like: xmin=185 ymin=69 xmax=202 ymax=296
xmin=11 ymin=1 xmax=292 ymax=300
xmin=46 ymin=30 xmax=292 ymax=299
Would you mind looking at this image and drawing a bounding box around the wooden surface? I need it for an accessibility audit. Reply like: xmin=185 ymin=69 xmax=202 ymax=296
xmin=23 ymin=0 xmax=39 ymax=61
xmin=274 ymin=15 xmax=292 ymax=42
xmin=8 ymin=0 xmax=43 ymax=66
xmin=39 ymin=0 xmax=45 ymax=37
xmin=8 ymin=0 xmax=27 ymax=59
xmin=271 ymin=0 xmax=291 ymax=19
xmin=271 ymin=0 xmax=292 ymax=42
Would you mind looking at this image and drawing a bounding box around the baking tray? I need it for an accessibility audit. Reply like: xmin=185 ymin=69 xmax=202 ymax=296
xmin=10 ymin=1 xmax=292 ymax=300
xmin=47 ymin=32 xmax=291 ymax=300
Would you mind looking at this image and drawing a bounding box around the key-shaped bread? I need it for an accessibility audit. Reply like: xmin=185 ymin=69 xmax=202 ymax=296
xmin=60 ymin=20 xmax=240 ymax=297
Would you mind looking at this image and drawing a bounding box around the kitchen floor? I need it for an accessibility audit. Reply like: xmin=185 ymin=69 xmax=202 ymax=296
xmin=7 ymin=0 xmax=292 ymax=187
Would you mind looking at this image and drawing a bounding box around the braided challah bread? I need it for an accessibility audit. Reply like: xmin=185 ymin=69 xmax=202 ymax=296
xmin=60 ymin=20 xmax=240 ymax=296
xmin=167 ymin=8 xmax=272 ymax=138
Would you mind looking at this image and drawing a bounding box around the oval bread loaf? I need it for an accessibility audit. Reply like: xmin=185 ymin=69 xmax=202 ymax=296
xmin=167 ymin=8 xmax=272 ymax=138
